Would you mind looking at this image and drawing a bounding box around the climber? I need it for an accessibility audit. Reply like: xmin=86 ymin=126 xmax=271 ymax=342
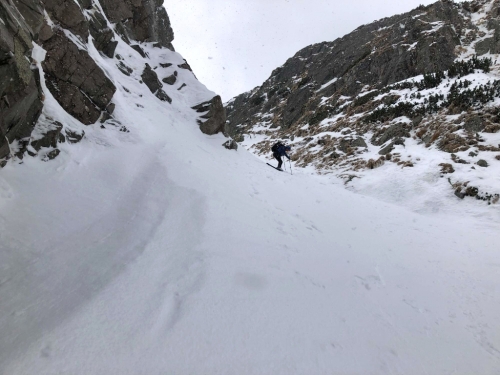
xmin=271 ymin=142 xmax=291 ymax=171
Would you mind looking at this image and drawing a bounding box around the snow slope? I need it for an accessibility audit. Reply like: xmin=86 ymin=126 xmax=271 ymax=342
xmin=1 ymin=31 xmax=500 ymax=375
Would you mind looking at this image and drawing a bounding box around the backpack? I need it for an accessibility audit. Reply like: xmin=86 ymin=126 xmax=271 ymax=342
xmin=271 ymin=142 xmax=283 ymax=153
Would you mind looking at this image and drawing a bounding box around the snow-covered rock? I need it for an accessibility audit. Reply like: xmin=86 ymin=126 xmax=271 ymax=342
xmin=0 ymin=0 xmax=226 ymax=163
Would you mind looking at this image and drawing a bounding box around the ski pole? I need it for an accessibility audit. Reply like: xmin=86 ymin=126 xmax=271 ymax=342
xmin=289 ymin=159 xmax=293 ymax=175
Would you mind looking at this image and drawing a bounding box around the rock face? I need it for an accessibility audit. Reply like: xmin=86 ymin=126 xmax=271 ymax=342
xmin=192 ymin=95 xmax=226 ymax=135
xmin=89 ymin=10 xmax=118 ymax=58
xmin=0 ymin=0 xmax=44 ymax=159
xmin=42 ymin=0 xmax=89 ymax=39
xmin=100 ymin=0 xmax=174 ymax=50
xmin=1 ymin=0 xmax=225 ymax=165
xmin=225 ymin=0 xmax=500 ymax=203
xmin=42 ymin=32 xmax=116 ymax=124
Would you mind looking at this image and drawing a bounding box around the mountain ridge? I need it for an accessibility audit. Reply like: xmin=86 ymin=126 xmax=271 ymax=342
xmin=226 ymin=0 xmax=500 ymax=205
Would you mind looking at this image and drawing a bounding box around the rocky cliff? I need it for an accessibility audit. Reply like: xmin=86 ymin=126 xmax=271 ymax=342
xmin=226 ymin=0 xmax=500 ymax=204
xmin=0 ymin=0 xmax=225 ymax=164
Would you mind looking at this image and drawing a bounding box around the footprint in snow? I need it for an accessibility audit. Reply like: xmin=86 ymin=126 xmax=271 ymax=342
xmin=0 ymin=179 xmax=13 ymax=200
xmin=355 ymin=275 xmax=383 ymax=291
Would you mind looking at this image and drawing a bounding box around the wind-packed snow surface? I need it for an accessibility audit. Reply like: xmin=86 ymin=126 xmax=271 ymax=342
xmin=1 ymin=34 xmax=500 ymax=375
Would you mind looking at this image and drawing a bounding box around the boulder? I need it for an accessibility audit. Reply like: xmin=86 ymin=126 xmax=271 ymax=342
xmin=106 ymin=103 xmax=115 ymax=114
xmin=42 ymin=31 xmax=116 ymax=124
xmin=162 ymin=71 xmax=177 ymax=85
xmin=477 ymin=159 xmax=489 ymax=167
xmin=379 ymin=143 xmax=395 ymax=155
xmin=338 ymin=137 xmax=367 ymax=153
xmin=455 ymin=188 xmax=466 ymax=199
xmin=44 ymin=148 xmax=60 ymax=160
xmin=464 ymin=115 xmax=485 ymax=133
xmin=141 ymin=63 xmax=162 ymax=92
xmin=99 ymin=111 xmax=113 ymax=123
xmin=178 ymin=61 xmax=193 ymax=71
xmin=223 ymin=139 xmax=238 ymax=150
xmin=141 ymin=63 xmax=172 ymax=102
xmin=155 ymin=89 xmax=172 ymax=103
xmin=65 ymin=128 xmax=85 ymax=143
xmin=351 ymin=137 xmax=367 ymax=148
xmin=117 ymin=61 xmax=133 ymax=76
xmin=192 ymin=95 xmax=226 ymax=135
xmin=373 ymin=123 xmax=411 ymax=146
xmin=131 ymin=44 xmax=147 ymax=58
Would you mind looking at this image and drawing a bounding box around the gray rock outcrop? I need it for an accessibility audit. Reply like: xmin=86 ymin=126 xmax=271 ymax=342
xmin=162 ymin=71 xmax=177 ymax=85
xmin=42 ymin=31 xmax=116 ymax=124
xmin=141 ymin=63 xmax=171 ymax=102
xmin=89 ymin=10 xmax=118 ymax=58
xmin=42 ymin=0 xmax=89 ymax=39
xmin=372 ymin=124 xmax=411 ymax=146
xmin=100 ymin=0 xmax=174 ymax=50
xmin=0 ymin=0 xmax=44 ymax=160
xmin=192 ymin=95 xmax=226 ymax=135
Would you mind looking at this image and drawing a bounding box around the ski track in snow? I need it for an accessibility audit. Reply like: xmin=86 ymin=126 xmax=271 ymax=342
xmin=1 ymin=39 xmax=500 ymax=375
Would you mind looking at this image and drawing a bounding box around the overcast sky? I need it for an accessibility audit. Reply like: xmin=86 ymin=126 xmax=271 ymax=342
xmin=165 ymin=0 xmax=447 ymax=101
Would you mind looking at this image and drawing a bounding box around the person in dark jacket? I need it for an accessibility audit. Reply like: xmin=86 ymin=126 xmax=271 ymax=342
xmin=272 ymin=143 xmax=291 ymax=170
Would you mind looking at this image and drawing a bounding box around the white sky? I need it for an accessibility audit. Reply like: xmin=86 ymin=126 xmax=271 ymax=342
xmin=165 ymin=0 xmax=452 ymax=101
